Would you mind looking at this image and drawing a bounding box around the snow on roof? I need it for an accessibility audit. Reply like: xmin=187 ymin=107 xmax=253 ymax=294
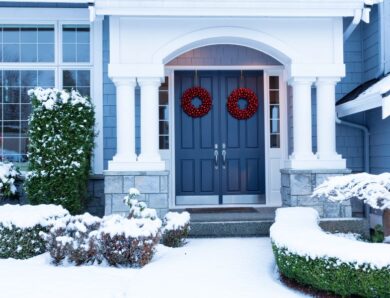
xmin=337 ymin=74 xmax=390 ymax=119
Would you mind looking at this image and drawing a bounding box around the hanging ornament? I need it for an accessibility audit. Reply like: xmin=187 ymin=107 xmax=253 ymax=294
xmin=181 ymin=87 xmax=212 ymax=118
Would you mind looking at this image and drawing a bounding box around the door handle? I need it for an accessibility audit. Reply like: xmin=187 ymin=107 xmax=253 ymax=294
xmin=222 ymin=143 xmax=227 ymax=169
xmin=214 ymin=144 xmax=219 ymax=169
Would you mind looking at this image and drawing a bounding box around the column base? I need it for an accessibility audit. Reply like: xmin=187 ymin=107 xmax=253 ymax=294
xmin=286 ymin=157 xmax=346 ymax=170
xmin=280 ymin=168 xmax=352 ymax=218
xmin=108 ymin=160 xmax=166 ymax=171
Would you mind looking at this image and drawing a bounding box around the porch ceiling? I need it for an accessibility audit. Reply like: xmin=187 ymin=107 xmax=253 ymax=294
xmin=94 ymin=0 xmax=367 ymax=17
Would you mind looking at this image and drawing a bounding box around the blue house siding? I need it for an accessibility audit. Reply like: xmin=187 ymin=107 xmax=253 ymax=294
xmin=362 ymin=5 xmax=380 ymax=81
xmin=366 ymin=108 xmax=390 ymax=174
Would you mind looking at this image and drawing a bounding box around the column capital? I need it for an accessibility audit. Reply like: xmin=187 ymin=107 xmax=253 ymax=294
xmin=112 ymin=77 xmax=137 ymax=88
xmin=315 ymin=77 xmax=341 ymax=86
xmin=137 ymin=77 xmax=164 ymax=87
xmin=288 ymin=77 xmax=316 ymax=86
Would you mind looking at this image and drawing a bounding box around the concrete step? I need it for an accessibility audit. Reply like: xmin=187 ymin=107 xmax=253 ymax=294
xmin=188 ymin=216 xmax=369 ymax=238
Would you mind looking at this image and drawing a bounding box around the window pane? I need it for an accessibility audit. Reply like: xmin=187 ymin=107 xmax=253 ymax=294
xmin=159 ymin=106 xmax=169 ymax=120
xmin=77 ymin=44 xmax=90 ymax=62
xmin=159 ymin=91 xmax=168 ymax=105
xmin=4 ymin=70 xmax=20 ymax=86
xmin=62 ymin=70 xmax=90 ymax=97
xmin=3 ymin=88 xmax=20 ymax=104
xmin=37 ymin=27 xmax=54 ymax=43
xmin=159 ymin=121 xmax=169 ymax=135
xmin=21 ymin=27 xmax=37 ymax=43
xmin=38 ymin=70 xmax=54 ymax=87
xmin=62 ymin=25 xmax=90 ymax=63
xmin=159 ymin=136 xmax=169 ymax=150
xmin=38 ymin=44 xmax=54 ymax=62
xmin=63 ymin=43 xmax=76 ymax=62
xmin=3 ymin=44 xmax=19 ymax=62
xmin=0 ymin=25 xmax=54 ymax=63
xmin=0 ymin=69 xmax=54 ymax=162
xmin=270 ymin=119 xmax=280 ymax=134
xmin=21 ymin=70 xmax=37 ymax=86
xmin=270 ymin=105 xmax=279 ymax=119
xmin=270 ymin=134 xmax=280 ymax=148
xmin=270 ymin=91 xmax=279 ymax=104
xmin=269 ymin=76 xmax=279 ymax=89
xmin=3 ymin=27 xmax=19 ymax=43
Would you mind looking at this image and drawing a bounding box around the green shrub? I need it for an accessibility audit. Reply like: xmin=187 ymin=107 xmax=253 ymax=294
xmin=0 ymin=224 xmax=47 ymax=259
xmin=25 ymin=88 xmax=95 ymax=214
xmin=162 ymin=212 xmax=190 ymax=247
xmin=0 ymin=204 xmax=69 ymax=259
xmin=273 ymin=244 xmax=390 ymax=298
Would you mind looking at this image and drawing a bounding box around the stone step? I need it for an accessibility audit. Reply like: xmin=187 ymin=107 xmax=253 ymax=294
xmin=188 ymin=217 xmax=369 ymax=238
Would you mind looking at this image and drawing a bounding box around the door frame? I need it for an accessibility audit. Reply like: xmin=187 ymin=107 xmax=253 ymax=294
xmin=163 ymin=65 xmax=287 ymax=209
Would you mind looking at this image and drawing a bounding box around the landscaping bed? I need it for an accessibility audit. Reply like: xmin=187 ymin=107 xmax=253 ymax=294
xmin=270 ymin=207 xmax=390 ymax=297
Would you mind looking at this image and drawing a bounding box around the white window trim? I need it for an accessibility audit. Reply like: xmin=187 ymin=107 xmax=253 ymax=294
xmin=0 ymin=8 xmax=103 ymax=174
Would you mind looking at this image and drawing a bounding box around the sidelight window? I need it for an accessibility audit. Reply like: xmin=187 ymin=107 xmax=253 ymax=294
xmin=159 ymin=77 xmax=169 ymax=150
xmin=269 ymin=76 xmax=280 ymax=148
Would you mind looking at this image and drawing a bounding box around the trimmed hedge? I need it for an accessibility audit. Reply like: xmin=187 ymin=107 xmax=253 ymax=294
xmin=271 ymin=207 xmax=390 ymax=298
xmin=26 ymin=88 xmax=95 ymax=214
xmin=273 ymin=244 xmax=390 ymax=298
xmin=0 ymin=204 xmax=69 ymax=259
xmin=0 ymin=224 xmax=47 ymax=259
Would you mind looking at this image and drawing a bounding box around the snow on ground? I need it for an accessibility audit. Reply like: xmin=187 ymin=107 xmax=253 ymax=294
xmin=0 ymin=238 xmax=305 ymax=298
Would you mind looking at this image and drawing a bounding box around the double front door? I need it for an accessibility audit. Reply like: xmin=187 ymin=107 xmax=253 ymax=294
xmin=175 ymin=70 xmax=265 ymax=205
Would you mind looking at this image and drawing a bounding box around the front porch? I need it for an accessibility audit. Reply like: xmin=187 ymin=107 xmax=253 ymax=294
xmin=96 ymin=0 xmax=367 ymax=220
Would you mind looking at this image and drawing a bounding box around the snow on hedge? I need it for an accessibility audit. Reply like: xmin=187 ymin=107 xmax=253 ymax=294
xmin=0 ymin=204 xmax=69 ymax=229
xmin=99 ymin=214 xmax=162 ymax=238
xmin=313 ymin=172 xmax=390 ymax=210
xmin=270 ymin=207 xmax=390 ymax=269
xmin=162 ymin=211 xmax=190 ymax=232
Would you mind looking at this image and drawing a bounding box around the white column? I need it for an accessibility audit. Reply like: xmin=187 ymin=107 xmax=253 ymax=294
xmin=108 ymin=78 xmax=137 ymax=170
xmin=316 ymin=77 xmax=346 ymax=168
xmin=137 ymin=77 xmax=166 ymax=171
xmin=288 ymin=78 xmax=316 ymax=168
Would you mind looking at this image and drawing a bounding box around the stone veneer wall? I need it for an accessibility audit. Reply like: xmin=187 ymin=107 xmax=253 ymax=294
xmin=104 ymin=171 xmax=169 ymax=217
xmin=281 ymin=169 xmax=353 ymax=218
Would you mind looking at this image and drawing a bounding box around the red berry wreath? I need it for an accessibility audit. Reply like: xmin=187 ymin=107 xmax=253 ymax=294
xmin=181 ymin=87 xmax=212 ymax=118
xmin=227 ymin=88 xmax=259 ymax=120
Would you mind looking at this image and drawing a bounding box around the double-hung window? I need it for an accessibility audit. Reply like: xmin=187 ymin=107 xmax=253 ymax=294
xmin=0 ymin=22 xmax=93 ymax=165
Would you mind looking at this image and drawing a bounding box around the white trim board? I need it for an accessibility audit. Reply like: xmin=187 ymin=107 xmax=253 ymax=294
xmin=166 ymin=65 xmax=286 ymax=209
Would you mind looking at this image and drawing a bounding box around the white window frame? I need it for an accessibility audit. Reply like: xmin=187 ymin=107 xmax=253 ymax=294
xmin=0 ymin=7 xmax=103 ymax=174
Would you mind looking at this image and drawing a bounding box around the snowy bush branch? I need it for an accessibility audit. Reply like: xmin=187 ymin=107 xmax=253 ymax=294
xmin=313 ymin=173 xmax=390 ymax=210
xmin=0 ymin=162 xmax=19 ymax=198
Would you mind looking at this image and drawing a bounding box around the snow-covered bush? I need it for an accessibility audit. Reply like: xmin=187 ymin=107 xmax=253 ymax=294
xmin=0 ymin=204 xmax=69 ymax=259
xmin=123 ymin=188 xmax=158 ymax=220
xmin=100 ymin=215 xmax=161 ymax=267
xmin=42 ymin=213 xmax=101 ymax=265
xmin=162 ymin=212 xmax=190 ymax=247
xmin=0 ymin=162 xmax=19 ymax=198
xmin=25 ymin=88 xmax=95 ymax=214
xmin=271 ymin=207 xmax=390 ymax=297
xmin=313 ymin=173 xmax=390 ymax=238
xmin=44 ymin=212 xmax=161 ymax=267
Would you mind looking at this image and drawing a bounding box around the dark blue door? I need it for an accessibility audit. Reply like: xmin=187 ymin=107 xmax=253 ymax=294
xmin=175 ymin=71 xmax=265 ymax=205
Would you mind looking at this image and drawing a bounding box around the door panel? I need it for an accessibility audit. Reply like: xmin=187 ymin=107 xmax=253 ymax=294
xmin=175 ymin=71 xmax=220 ymax=205
xmin=220 ymin=71 xmax=265 ymax=203
xmin=175 ymin=70 xmax=265 ymax=205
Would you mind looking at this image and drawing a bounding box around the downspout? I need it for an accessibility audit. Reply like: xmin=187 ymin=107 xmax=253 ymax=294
xmin=336 ymin=116 xmax=371 ymax=219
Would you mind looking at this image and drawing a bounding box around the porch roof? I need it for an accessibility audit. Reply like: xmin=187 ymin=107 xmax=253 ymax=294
xmin=336 ymin=74 xmax=390 ymax=119
xmin=93 ymin=0 xmax=376 ymax=17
